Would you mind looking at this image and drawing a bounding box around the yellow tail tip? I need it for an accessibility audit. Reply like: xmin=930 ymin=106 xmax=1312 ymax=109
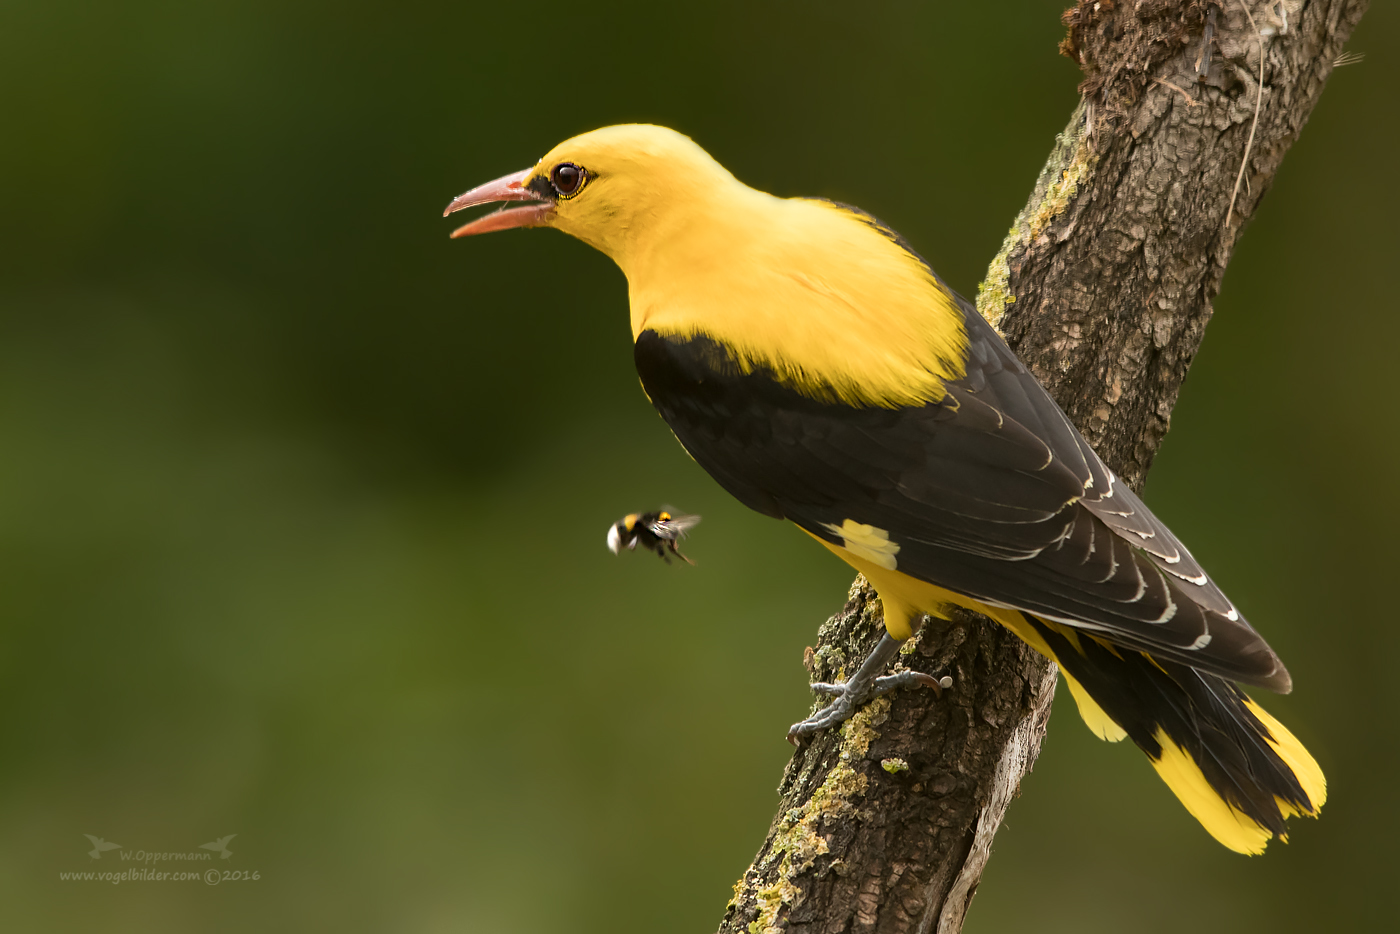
xmin=1149 ymin=716 xmax=1326 ymax=856
xmin=1245 ymin=698 xmax=1328 ymax=814
xmin=1149 ymin=731 xmax=1274 ymax=854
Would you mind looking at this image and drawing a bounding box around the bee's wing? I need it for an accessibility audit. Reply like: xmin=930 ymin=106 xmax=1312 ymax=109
xmin=649 ymin=512 xmax=702 ymax=539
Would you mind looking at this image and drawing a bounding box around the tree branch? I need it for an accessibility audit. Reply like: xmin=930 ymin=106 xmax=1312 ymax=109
xmin=719 ymin=2 xmax=1367 ymax=931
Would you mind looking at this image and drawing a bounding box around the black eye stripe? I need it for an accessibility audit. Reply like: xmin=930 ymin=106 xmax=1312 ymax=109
xmin=525 ymin=175 xmax=556 ymax=200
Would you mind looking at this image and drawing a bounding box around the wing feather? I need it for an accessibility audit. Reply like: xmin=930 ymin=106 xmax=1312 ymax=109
xmin=634 ymin=309 xmax=1289 ymax=692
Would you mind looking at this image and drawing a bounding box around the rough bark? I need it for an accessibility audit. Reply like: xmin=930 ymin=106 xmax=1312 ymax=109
xmin=719 ymin=3 xmax=1367 ymax=932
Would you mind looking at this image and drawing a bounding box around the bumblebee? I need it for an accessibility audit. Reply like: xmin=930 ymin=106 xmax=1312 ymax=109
xmin=606 ymin=510 xmax=702 ymax=565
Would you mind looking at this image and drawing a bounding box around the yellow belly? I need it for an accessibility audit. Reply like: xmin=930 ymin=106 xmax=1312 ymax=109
xmin=809 ymin=531 xmax=1129 ymax=743
xmin=809 ymin=532 xmax=1027 ymax=640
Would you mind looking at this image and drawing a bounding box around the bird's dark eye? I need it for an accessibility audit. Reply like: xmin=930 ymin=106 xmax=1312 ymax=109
xmin=550 ymin=162 xmax=586 ymax=198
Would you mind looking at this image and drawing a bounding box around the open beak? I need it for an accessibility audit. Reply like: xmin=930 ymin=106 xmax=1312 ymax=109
xmin=442 ymin=168 xmax=553 ymax=238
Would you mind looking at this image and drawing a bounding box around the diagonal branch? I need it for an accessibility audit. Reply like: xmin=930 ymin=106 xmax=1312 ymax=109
xmin=719 ymin=2 xmax=1368 ymax=931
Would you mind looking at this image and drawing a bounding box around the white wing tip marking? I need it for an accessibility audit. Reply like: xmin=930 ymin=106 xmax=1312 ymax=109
xmin=1188 ymin=632 xmax=1213 ymax=650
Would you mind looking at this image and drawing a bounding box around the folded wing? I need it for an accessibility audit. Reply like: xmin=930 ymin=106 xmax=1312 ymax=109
xmin=634 ymin=304 xmax=1289 ymax=692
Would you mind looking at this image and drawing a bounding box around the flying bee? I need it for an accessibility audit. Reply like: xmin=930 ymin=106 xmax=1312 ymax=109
xmin=606 ymin=510 xmax=702 ymax=565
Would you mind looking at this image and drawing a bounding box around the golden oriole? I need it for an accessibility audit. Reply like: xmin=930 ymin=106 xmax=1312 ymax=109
xmin=444 ymin=124 xmax=1325 ymax=854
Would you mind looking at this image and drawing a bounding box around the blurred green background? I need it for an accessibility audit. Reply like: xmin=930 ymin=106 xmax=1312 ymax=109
xmin=1 ymin=1 xmax=1393 ymax=931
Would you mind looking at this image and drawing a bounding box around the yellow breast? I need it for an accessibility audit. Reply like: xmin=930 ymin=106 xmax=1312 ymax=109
xmin=622 ymin=194 xmax=967 ymax=408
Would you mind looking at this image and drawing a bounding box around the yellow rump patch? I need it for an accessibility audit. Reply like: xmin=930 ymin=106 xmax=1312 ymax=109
xmin=1149 ymin=729 xmax=1274 ymax=855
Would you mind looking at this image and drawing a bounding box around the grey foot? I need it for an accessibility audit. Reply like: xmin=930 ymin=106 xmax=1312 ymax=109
xmin=787 ymin=634 xmax=953 ymax=745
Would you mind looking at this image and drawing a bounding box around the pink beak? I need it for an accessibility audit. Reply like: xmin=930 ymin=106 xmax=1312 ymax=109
xmin=442 ymin=168 xmax=553 ymax=238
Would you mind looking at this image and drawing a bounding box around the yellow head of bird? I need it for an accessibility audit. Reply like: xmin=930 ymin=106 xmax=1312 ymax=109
xmin=444 ymin=125 xmax=750 ymax=268
xmin=445 ymin=123 xmax=968 ymax=408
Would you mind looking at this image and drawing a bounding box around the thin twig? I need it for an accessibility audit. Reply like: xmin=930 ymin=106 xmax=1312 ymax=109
xmin=1226 ymin=1 xmax=1266 ymax=227
xmin=1152 ymin=76 xmax=1203 ymax=107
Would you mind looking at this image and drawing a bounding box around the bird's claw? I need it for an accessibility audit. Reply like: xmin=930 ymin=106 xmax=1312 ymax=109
xmin=787 ymin=668 xmax=953 ymax=745
xmin=873 ymin=669 xmax=946 ymax=696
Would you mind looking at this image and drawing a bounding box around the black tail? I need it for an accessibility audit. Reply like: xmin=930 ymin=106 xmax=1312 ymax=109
xmin=1025 ymin=615 xmax=1326 ymax=854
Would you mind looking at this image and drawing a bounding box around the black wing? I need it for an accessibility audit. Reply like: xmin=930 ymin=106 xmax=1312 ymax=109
xmin=634 ymin=306 xmax=1289 ymax=692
